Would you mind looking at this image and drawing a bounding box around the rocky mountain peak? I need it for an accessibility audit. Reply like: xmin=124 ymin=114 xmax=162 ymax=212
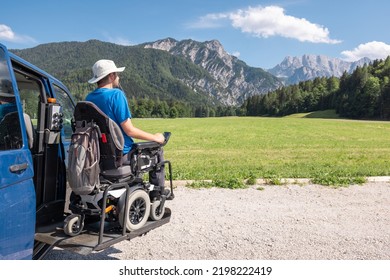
xmin=144 ymin=37 xmax=178 ymax=52
xmin=268 ymin=54 xmax=371 ymax=84
xmin=144 ymin=38 xmax=282 ymax=106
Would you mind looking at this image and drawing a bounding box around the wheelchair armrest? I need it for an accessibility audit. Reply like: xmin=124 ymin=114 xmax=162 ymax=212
xmin=133 ymin=141 xmax=161 ymax=151
xmin=132 ymin=132 xmax=171 ymax=151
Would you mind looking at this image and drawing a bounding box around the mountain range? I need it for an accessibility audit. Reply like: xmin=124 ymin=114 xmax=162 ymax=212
xmin=268 ymin=54 xmax=371 ymax=85
xmin=10 ymin=38 xmax=371 ymax=107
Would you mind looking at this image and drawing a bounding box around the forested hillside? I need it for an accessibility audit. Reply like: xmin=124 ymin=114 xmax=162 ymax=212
xmin=11 ymin=39 xmax=280 ymax=118
xmin=243 ymin=57 xmax=390 ymax=120
xmin=12 ymin=40 xmax=220 ymax=117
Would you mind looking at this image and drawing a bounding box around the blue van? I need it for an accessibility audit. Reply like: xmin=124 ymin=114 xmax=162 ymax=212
xmin=0 ymin=43 xmax=76 ymax=259
xmin=0 ymin=43 xmax=172 ymax=260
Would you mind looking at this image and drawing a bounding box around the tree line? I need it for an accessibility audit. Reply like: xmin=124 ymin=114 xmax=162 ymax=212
xmin=243 ymin=56 xmax=390 ymax=120
xmin=127 ymin=98 xmax=244 ymax=118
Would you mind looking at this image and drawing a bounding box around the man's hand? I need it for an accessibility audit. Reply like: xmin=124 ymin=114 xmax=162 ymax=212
xmin=154 ymin=133 xmax=165 ymax=144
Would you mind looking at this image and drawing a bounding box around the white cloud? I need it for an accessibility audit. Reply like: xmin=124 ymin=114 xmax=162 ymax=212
xmin=341 ymin=41 xmax=390 ymax=61
xmin=0 ymin=24 xmax=35 ymax=44
xmin=0 ymin=24 xmax=14 ymax=40
xmin=187 ymin=13 xmax=229 ymax=29
xmin=109 ymin=37 xmax=133 ymax=46
xmin=190 ymin=6 xmax=341 ymax=44
xmin=102 ymin=32 xmax=134 ymax=46
xmin=230 ymin=6 xmax=340 ymax=44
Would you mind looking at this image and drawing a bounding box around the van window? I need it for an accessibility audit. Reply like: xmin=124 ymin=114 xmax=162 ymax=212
xmin=15 ymin=70 xmax=42 ymax=130
xmin=0 ymin=48 xmax=23 ymax=151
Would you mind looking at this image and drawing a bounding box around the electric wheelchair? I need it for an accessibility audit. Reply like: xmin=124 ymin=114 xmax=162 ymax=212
xmin=64 ymin=101 xmax=174 ymax=239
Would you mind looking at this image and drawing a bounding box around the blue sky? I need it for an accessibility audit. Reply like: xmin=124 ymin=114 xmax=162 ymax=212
xmin=1 ymin=0 xmax=390 ymax=69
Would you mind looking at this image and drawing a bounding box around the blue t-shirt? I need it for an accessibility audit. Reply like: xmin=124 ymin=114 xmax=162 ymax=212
xmin=86 ymin=88 xmax=133 ymax=154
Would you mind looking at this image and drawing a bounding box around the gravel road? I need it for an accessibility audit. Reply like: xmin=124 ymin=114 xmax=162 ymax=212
xmin=46 ymin=181 xmax=390 ymax=260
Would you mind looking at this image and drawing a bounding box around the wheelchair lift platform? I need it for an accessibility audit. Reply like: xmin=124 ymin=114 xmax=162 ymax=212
xmin=34 ymin=208 xmax=171 ymax=257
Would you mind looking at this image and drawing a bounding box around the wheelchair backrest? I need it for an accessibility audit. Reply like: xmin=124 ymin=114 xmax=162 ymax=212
xmin=73 ymin=101 xmax=124 ymax=171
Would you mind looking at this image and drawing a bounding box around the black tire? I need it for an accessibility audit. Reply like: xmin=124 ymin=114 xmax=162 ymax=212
xmin=118 ymin=189 xmax=151 ymax=231
xmin=63 ymin=215 xmax=84 ymax=236
xmin=149 ymin=200 xmax=165 ymax=221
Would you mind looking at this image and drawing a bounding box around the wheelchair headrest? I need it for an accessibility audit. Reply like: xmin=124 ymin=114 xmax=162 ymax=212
xmin=74 ymin=101 xmax=124 ymax=151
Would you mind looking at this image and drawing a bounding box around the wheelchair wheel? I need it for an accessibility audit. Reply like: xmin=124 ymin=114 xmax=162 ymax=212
xmin=149 ymin=200 xmax=165 ymax=221
xmin=63 ymin=214 xmax=84 ymax=236
xmin=118 ymin=189 xmax=151 ymax=231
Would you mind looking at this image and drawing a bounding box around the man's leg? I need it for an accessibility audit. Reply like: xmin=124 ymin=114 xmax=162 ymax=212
xmin=149 ymin=149 xmax=165 ymax=187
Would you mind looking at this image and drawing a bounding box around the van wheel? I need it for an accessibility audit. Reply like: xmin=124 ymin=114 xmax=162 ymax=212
xmin=118 ymin=190 xmax=151 ymax=231
xmin=64 ymin=214 xmax=84 ymax=236
xmin=149 ymin=200 xmax=165 ymax=221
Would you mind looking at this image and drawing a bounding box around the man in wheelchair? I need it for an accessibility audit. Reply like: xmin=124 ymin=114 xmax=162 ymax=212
xmin=64 ymin=60 xmax=173 ymax=237
xmin=87 ymin=59 xmax=166 ymax=188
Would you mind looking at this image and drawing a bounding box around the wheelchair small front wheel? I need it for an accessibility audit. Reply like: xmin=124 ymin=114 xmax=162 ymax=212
xmin=149 ymin=200 xmax=165 ymax=221
xmin=119 ymin=190 xmax=151 ymax=231
xmin=63 ymin=214 xmax=84 ymax=236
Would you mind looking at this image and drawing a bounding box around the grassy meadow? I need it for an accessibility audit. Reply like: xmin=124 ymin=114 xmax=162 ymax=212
xmin=134 ymin=112 xmax=390 ymax=185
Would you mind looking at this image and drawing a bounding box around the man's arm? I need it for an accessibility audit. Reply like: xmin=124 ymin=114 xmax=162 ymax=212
xmin=121 ymin=118 xmax=164 ymax=143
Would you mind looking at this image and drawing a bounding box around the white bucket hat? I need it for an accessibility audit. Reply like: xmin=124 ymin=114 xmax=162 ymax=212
xmin=88 ymin=59 xmax=125 ymax=84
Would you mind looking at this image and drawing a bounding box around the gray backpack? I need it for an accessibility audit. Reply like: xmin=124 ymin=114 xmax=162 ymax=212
xmin=68 ymin=120 xmax=101 ymax=195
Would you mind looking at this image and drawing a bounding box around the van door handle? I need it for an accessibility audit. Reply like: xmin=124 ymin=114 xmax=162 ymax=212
xmin=9 ymin=163 xmax=29 ymax=173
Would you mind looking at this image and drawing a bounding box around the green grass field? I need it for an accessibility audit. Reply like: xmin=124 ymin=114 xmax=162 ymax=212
xmin=134 ymin=112 xmax=390 ymax=185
